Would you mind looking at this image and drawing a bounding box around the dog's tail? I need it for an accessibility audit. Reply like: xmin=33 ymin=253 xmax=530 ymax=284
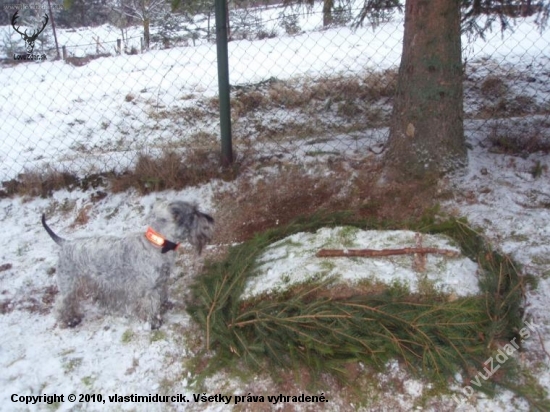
xmin=41 ymin=214 xmax=66 ymax=246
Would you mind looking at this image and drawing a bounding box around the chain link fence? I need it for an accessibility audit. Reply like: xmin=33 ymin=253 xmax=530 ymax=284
xmin=1 ymin=1 xmax=549 ymax=185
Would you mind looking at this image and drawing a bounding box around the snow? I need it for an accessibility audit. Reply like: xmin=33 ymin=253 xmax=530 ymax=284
xmin=243 ymin=228 xmax=480 ymax=299
xmin=0 ymin=6 xmax=550 ymax=412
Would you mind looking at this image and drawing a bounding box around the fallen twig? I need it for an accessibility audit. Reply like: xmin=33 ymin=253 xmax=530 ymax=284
xmin=316 ymin=247 xmax=460 ymax=258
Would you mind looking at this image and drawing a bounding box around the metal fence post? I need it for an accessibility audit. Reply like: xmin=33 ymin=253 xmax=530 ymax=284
xmin=215 ymin=0 xmax=233 ymax=166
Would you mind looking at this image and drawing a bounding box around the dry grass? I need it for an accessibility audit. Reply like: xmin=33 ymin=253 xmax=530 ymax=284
xmin=0 ymin=152 xmax=438 ymax=243
xmin=65 ymin=53 xmax=111 ymax=67
xmin=228 ymin=72 xmax=396 ymax=147
xmin=231 ymin=70 xmax=397 ymax=119
xmin=109 ymin=148 xmax=239 ymax=194
xmin=71 ymin=204 xmax=93 ymax=227
xmin=0 ymin=147 xmax=239 ymax=198
xmin=232 ymin=90 xmax=266 ymax=118
xmin=477 ymin=94 xmax=542 ymax=119
xmin=1 ymin=152 xmax=438 ymax=240
xmin=0 ymin=166 xmax=80 ymax=198
xmin=487 ymin=122 xmax=550 ymax=155
xmin=213 ymin=160 xmax=441 ymax=245
xmin=480 ymin=76 xmax=508 ymax=98
xmin=471 ymin=71 xmax=549 ymax=119
xmin=148 ymin=105 xmax=214 ymax=123
xmin=213 ymin=166 xmax=347 ymax=243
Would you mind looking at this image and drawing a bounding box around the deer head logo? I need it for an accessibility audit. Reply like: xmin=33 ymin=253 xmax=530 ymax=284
xmin=11 ymin=11 xmax=49 ymax=54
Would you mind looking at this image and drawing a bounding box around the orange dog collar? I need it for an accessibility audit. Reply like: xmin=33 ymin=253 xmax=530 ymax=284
xmin=145 ymin=227 xmax=179 ymax=253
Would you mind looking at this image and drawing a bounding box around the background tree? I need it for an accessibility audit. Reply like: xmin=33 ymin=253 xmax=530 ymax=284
xmin=462 ymin=0 xmax=549 ymax=35
xmin=57 ymin=0 xmax=111 ymax=27
xmin=114 ymin=0 xmax=168 ymax=49
xmin=322 ymin=0 xmax=334 ymax=26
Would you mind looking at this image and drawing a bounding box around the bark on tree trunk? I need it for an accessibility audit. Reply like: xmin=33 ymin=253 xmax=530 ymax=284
xmin=143 ymin=18 xmax=150 ymax=50
xmin=323 ymin=0 xmax=334 ymax=27
xmin=385 ymin=0 xmax=466 ymax=180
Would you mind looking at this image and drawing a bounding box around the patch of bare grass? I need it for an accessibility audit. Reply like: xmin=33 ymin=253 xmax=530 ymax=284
xmin=0 ymin=147 xmax=237 ymax=199
xmin=213 ymin=159 xmax=440 ymax=244
xmin=480 ymin=75 xmax=508 ymax=98
xmin=231 ymin=70 xmax=396 ymax=119
xmin=71 ymin=204 xmax=93 ymax=227
xmin=148 ymin=105 xmax=213 ymax=123
xmin=486 ymin=122 xmax=550 ymax=155
xmin=213 ymin=165 xmax=348 ymax=243
xmin=233 ymin=90 xmax=266 ymax=117
xmin=1 ymin=168 xmax=113 ymax=199
xmin=65 ymin=53 xmax=111 ymax=67
xmin=266 ymin=80 xmax=311 ymax=108
xmin=0 ymin=166 xmax=80 ymax=198
xmin=476 ymin=82 xmax=545 ymax=119
xmin=109 ymin=148 xmax=239 ymax=194
xmin=0 ymin=285 xmax=58 ymax=315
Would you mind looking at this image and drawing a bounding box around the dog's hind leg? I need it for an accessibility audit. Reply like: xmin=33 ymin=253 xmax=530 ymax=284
xmin=55 ymin=260 xmax=83 ymax=327
xmin=144 ymin=265 xmax=171 ymax=330
xmin=143 ymin=290 xmax=164 ymax=330
xmin=56 ymin=285 xmax=83 ymax=328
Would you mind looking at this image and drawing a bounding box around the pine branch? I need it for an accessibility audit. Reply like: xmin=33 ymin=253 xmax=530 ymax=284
xmin=205 ymin=272 xmax=229 ymax=351
xmin=188 ymin=217 xmax=534 ymax=407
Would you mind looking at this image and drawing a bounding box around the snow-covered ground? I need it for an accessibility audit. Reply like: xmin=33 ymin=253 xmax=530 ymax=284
xmin=1 ymin=6 xmax=550 ymax=412
xmin=2 ymin=128 xmax=550 ymax=411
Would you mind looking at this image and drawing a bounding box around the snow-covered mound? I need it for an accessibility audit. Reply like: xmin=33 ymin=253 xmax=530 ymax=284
xmin=243 ymin=227 xmax=480 ymax=299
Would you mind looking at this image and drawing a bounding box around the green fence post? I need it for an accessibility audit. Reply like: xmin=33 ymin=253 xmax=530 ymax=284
xmin=215 ymin=0 xmax=233 ymax=166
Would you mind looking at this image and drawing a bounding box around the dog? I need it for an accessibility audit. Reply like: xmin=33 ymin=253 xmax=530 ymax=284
xmin=42 ymin=200 xmax=214 ymax=329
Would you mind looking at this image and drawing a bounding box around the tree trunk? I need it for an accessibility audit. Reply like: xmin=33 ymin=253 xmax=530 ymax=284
xmin=323 ymin=0 xmax=334 ymax=27
xmin=143 ymin=17 xmax=150 ymax=50
xmin=385 ymin=0 xmax=466 ymax=180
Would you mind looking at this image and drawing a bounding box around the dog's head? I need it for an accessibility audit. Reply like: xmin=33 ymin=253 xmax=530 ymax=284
xmin=149 ymin=200 xmax=214 ymax=255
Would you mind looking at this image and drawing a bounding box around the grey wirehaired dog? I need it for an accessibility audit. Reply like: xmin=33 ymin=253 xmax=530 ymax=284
xmin=42 ymin=201 xmax=214 ymax=330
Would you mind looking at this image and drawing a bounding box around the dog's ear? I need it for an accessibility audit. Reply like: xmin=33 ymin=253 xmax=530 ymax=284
xmin=168 ymin=201 xmax=194 ymax=229
xmin=190 ymin=212 xmax=214 ymax=255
